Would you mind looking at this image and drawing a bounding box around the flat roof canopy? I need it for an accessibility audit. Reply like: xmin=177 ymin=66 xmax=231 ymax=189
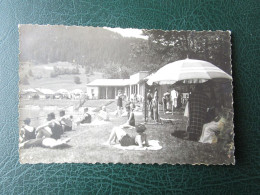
xmin=86 ymin=79 xmax=130 ymax=87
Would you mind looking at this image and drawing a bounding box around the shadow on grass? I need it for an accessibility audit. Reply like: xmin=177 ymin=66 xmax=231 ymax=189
xmin=171 ymin=130 xmax=186 ymax=140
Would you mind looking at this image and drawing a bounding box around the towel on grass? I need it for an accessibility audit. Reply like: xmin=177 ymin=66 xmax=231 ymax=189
xmin=42 ymin=138 xmax=71 ymax=148
xmin=79 ymin=119 xmax=110 ymax=126
xmin=113 ymin=140 xmax=162 ymax=151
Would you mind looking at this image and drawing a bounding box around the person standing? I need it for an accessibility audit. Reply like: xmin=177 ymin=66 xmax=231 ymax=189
xmin=176 ymin=93 xmax=182 ymax=108
xmin=116 ymin=91 xmax=123 ymax=117
xmin=162 ymin=91 xmax=170 ymax=113
xmin=171 ymin=89 xmax=178 ymax=114
xmin=147 ymin=90 xmax=153 ymax=120
xmin=164 ymin=91 xmax=171 ymax=110
xmin=147 ymin=90 xmax=153 ymax=105
xmin=152 ymin=89 xmax=159 ymax=123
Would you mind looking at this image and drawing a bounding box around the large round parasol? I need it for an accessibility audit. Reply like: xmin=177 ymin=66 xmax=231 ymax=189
xmin=147 ymin=59 xmax=232 ymax=85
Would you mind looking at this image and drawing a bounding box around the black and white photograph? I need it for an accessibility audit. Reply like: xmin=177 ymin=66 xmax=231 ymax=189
xmin=19 ymin=25 xmax=234 ymax=164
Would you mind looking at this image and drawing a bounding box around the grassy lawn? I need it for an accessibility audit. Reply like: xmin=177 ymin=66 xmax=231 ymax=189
xmin=19 ymin=101 xmax=234 ymax=164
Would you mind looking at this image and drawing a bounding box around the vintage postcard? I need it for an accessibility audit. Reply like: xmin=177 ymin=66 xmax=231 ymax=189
xmin=19 ymin=25 xmax=234 ymax=164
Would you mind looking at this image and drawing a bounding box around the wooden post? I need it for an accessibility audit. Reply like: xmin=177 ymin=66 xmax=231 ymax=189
xmin=144 ymin=83 xmax=147 ymax=122
xmin=130 ymin=85 xmax=132 ymax=98
xmin=106 ymin=87 xmax=108 ymax=99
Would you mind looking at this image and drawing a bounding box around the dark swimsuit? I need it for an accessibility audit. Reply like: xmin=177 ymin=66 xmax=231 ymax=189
xmin=117 ymin=96 xmax=123 ymax=107
xmin=129 ymin=112 xmax=135 ymax=126
xmin=49 ymin=123 xmax=63 ymax=139
xmin=81 ymin=114 xmax=92 ymax=124
xmin=119 ymin=134 xmax=137 ymax=146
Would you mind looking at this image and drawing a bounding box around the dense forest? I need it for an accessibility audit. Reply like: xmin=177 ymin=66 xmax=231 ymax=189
xmin=20 ymin=26 xmax=231 ymax=79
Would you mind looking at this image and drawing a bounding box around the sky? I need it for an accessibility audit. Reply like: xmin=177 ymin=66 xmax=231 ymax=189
xmin=104 ymin=27 xmax=148 ymax=40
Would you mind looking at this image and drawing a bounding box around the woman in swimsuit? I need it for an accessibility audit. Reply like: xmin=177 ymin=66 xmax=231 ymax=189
xmin=105 ymin=124 xmax=149 ymax=147
xmin=126 ymin=102 xmax=135 ymax=126
xmin=35 ymin=112 xmax=63 ymax=139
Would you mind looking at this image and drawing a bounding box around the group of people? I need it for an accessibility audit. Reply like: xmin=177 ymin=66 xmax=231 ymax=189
xmin=19 ymin=105 xmax=111 ymax=149
xmin=145 ymin=84 xmax=229 ymax=144
xmin=20 ymin=96 xmax=142 ymax=149
xmin=19 ymin=110 xmax=73 ymax=149
xmin=147 ymin=89 xmax=183 ymax=122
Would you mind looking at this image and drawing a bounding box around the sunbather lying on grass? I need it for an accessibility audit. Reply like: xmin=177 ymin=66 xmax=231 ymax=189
xmin=105 ymin=124 xmax=149 ymax=147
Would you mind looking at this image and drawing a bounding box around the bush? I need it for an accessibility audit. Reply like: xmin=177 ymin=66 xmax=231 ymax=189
xmin=50 ymin=72 xmax=57 ymax=78
xmin=20 ymin=75 xmax=29 ymax=85
xmin=28 ymin=70 xmax=33 ymax=77
xmin=74 ymin=76 xmax=81 ymax=84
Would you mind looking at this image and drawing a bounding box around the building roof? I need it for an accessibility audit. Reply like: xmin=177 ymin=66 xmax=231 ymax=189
xmin=21 ymin=88 xmax=37 ymax=94
xmin=86 ymin=79 xmax=130 ymax=87
xmin=130 ymin=71 xmax=150 ymax=84
xmin=35 ymin=88 xmax=55 ymax=95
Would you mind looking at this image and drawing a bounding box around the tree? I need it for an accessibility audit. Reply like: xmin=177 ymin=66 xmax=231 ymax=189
xmin=131 ymin=30 xmax=231 ymax=74
xmin=28 ymin=70 xmax=33 ymax=77
xmin=74 ymin=76 xmax=81 ymax=84
xmin=50 ymin=72 xmax=57 ymax=78
xmin=21 ymin=75 xmax=29 ymax=85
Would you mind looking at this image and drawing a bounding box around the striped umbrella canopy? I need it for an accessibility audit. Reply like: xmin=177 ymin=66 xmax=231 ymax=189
xmin=147 ymin=59 xmax=232 ymax=85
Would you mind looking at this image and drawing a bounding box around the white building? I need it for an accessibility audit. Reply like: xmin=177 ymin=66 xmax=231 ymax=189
xmin=86 ymin=71 xmax=150 ymax=100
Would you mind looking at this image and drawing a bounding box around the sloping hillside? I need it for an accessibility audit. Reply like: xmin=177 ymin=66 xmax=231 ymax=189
xmin=20 ymin=62 xmax=104 ymax=91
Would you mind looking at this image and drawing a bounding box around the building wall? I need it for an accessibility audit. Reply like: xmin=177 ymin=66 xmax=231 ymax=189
xmin=99 ymin=87 xmax=116 ymax=99
xmin=88 ymin=86 xmax=128 ymax=99
xmin=139 ymin=83 xmax=146 ymax=97
xmin=130 ymin=71 xmax=149 ymax=84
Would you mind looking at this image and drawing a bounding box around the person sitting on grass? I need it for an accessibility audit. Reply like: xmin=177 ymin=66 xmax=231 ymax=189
xmin=20 ymin=118 xmax=36 ymax=143
xmin=36 ymin=112 xmax=64 ymax=140
xmin=199 ymin=108 xmax=227 ymax=144
xmin=20 ymin=113 xmax=70 ymax=149
xmin=59 ymin=110 xmax=73 ymax=131
xmin=77 ymin=107 xmax=92 ymax=125
xmin=97 ymin=106 xmax=109 ymax=121
xmin=105 ymin=124 xmax=149 ymax=147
